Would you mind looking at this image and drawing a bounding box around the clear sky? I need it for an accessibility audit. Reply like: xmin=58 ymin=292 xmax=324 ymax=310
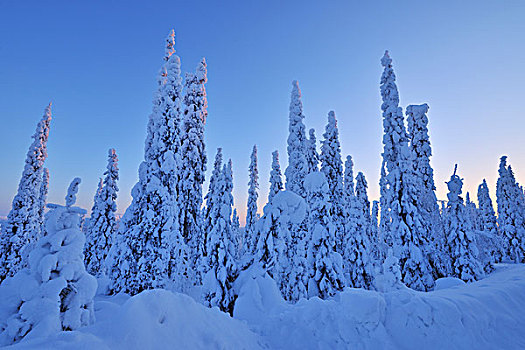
xmin=1 ymin=0 xmax=524 ymax=223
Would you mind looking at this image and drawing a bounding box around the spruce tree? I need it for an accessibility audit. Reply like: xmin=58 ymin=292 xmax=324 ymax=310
xmin=496 ymin=156 xmax=525 ymax=263
xmin=306 ymin=128 xmax=319 ymax=174
xmin=37 ymin=168 xmax=50 ymax=238
xmin=268 ymin=150 xmax=283 ymax=203
xmin=178 ymin=58 xmax=208 ymax=286
xmin=285 ymin=80 xmax=308 ymax=198
xmin=245 ymin=145 xmax=259 ymax=255
xmin=476 ymin=179 xmax=501 ymax=271
xmin=85 ymin=149 xmax=119 ymax=277
xmin=202 ymin=160 xmax=237 ymax=315
xmin=444 ymin=166 xmax=484 ymax=282
xmin=304 ymin=172 xmax=345 ymax=299
xmin=465 ymin=192 xmax=479 ymax=230
xmin=320 ymin=111 xmax=346 ymax=256
xmin=231 ymin=209 xmax=242 ymax=259
xmin=0 ymin=104 xmax=52 ymax=281
xmin=344 ymin=155 xmax=355 ymax=201
xmin=110 ymin=31 xmax=182 ymax=294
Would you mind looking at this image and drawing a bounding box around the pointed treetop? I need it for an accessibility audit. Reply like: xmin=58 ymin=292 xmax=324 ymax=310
xmin=66 ymin=177 xmax=81 ymax=207
xmin=196 ymin=58 xmax=207 ymax=83
xmin=381 ymin=50 xmax=392 ymax=67
xmin=309 ymin=128 xmax=316 ymax=140
xmin=327 ymin=110 xmax=337 ymax=125
xmin=164 ymin=29 xmax=176 ymax=61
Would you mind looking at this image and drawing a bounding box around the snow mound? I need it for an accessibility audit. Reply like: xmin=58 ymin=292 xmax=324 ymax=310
xmin=9 ymin=289 xmax=265 ymax=349
xmin=434 ymin=277 xmax=466 ymax=290
xmin=235 ymin=265 xmax=525 ymax=349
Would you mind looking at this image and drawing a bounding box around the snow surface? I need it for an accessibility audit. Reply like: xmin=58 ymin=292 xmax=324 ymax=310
xmin=4 ymin=264 xmax=525 ymax=349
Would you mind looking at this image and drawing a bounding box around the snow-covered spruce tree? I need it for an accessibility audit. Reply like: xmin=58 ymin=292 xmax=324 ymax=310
xmin=465 ymin=192 xmax=479 ymax=230
xmin=84 ymin=149 xmax=119 ymax=278
xmin=344 ymin=155 xmax=355 ymax=201
xmin=476 ymin=179 xmax=502 ymax=271
xmin=496 ymin=157 xmax=525 ymax=263
xmin=377 ymin=51 xmax=434 ymax=291
xmin=244 ymin=145 xmax=259 ymax=255
xmin=285 ymin=80 xmax=308 ymax=198
xmin=0 ymin=104 xmax=52 ymax=281
xmin=37 ymin=168 xmax=50 ymax=237
xmin=304 ymin=172 xmax=345 ymax=299
xmin=344 ymin=172 xmax=373 ymax=289
xmin=406 ymin=103 xmax=446 ymax=278
xmin=306 ymin=128 xmax=319 ymax=174
xmin=109 ymin=32 xmax=182 ymax=294
xmin=444 ymin=167 xmax=484 ymax=282
xmin=320 ymin=111 xmax=346 ymax=256
xmin=178 ymin=58 xmax=208 ymax=286
xmin=268 ymin=150 xmax=283 ymax=203
xmin=231 ymin=209 xmax=242 ymax=259
xmin=371 ymin=200 xmax=380 ymax=254
xmin=255 ymin=190 xmax=308 ymax=302
xmin=202 ymin=160 xmax=238 ymax=315
xmin=0 ymin=179 xmax=96 ymax=346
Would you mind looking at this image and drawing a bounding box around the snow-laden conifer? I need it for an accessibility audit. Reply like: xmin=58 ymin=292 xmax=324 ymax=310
xmin=344 ymin=155 xmax=355 ymax=201
xmin=306 ymin=128 xmax=319 ymax=174
xmin=0 ymin=105 xmax=52 ymax=281
xmin=110 ymin=32 xmax=182 ymax=294
xmin=0 ymin=179 xmax=96 ymax=346
xmin=268 ymin=150 xmax=283 ymax=203
xmin=476 ymin=179 xmax=502 ymax=271
xmin=371 ymin=200 xmax=380 ymax=260
xmin=85 ymin=149 xmax=119 ymax=277
xmin=320 ymin=111 xmax=346 ymax=256
xmin=304 ymin=172 xmax=345 ymax=299
xmin=202 ymin=160 xmax=237 ymax=315
xmin=231 ymin=209 xmax=242 ymax=259
xmin=178 ymin=58 xmax=208 ymax=285
xmin=285 ymin=80 xmax=308 ymax=198
xmin=244 ymin=145 xmax=259 ymax=255
xmin=465 ymin=192 xmax=479 ymax=229
xmin=37 ymin=168 xmax=50 ymax=237
xmin=496 ymin=157 xmax=525 ymax=263
xmin=444 ymin=166 xmax=484 ymax=282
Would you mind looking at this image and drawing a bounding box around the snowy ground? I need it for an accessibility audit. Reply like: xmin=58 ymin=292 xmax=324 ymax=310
xmin=7 ymin=264 xmax=525 ymax=349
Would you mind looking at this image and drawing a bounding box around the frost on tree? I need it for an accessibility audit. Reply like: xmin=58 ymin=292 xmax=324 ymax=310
xmin=109 ymin=31 xmax=182 ymax=294
xmin=344 ymin=172 xmax=373 ymax=289
xmin=85 ymin=149 xmax=119 ymax=278
xmin=285 ymin=80 xmax=308 ymax=198
xmin=497 ymin=156 xmax=525 ymax=263
xmin=304 ymin=172 xmax=345 ymax=299
xmin=0 ymin=104 xmax=52 ymax=281
xmin=0 ymin=179 xmax=96 ymax=346
xmin=244 ymin=145 xmax=259 ymax=255
xmin=320 ymin=111 xmax=346 ymax=257
xmin=476 ymin=179 xmax=502 ymax=272
xmin=178 ymin=58 xmax=208 ymax=286
xmin=306 ymin=128 xmax=319 ymax=174
xmin=443 ymin=166 xmax=484 ymax=282
xmin=255 ymin=190 xmax=308 ymax=302
xmin=268 ymin=150 xmax=284 ymax=203
xmin=406 ymin=104 xmax=446 ymax=279
xmin=202 ymin=160 xmax=238 ymax=315
xmin=377 ymin=51 xmax=434 ymax=291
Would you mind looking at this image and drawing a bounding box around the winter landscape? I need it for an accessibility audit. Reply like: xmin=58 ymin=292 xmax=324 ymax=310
xmin=1 ymin=2 xmax=525 ymax=349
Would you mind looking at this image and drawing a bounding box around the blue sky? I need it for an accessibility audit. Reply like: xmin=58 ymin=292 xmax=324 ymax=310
xmin=1 ymin=1 xmax=524 ymax=222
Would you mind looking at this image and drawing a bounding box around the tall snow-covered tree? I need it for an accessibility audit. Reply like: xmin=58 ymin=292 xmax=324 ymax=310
xmin=444 ymin=167 xmax=484 ymax=282
xmin=0 ymin=104 xmax=52 ymax=281
xmin=231 ymin=209 xmax=242 ymax=259
xmin=306 ymin=128 xmax=319 ymax=174
xmin=476 ymin=179 xmax=502 ymax=271
xmin=37 ymin=168 xmax=50 ymax=237
xmin=245 ymin=145 xmax=259 ymax=255
xmin=202 ymin=159 xmax=238 ymax=315
xmin=465 ymin=192 xmax=479 ymax=229
xmin=377 ymin=51 xmax=434 ymax=291
xmin=371 ymin=200 xmax=380 ymax=254
xmin=0 ymin=180 xmax=96 ymax=346
xmin=344 ymin=155 xmax=355 ymax=201
xmin=320 ymin=111 xmax=346 ymax=256
xmin=178 ymin=58 xmax=208 ymax=286
xmin=285 ymin=80 xmax=308 ymax=198
xmin=85 ymin=149 xmax=119 ymax=277
xmin=268 ymin=150 xmax=283 ymax=203
xmin=304 ymin=172 xmax=345 ymax=299
xmin=109 ymin=31 xmax=182 ymax=294
xmin=497 ymin=156 xmax=525 ymax=263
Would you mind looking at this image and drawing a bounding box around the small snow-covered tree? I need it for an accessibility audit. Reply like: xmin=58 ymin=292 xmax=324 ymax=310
xmin=344 ymin=155 xmax=355 ymax=201
xmin=465 ymin=192 xmax=479 ymax=230
xmin=244 ymin=145 xmax=259 ymax=255
xmin=202 ymin=160 xmax=238 ymax=315
xmin=320 ymin=111 xmax=346 ymax=256
xmin=268 ymin=150 xmax=283 ymax=203
xmin=306 ymin=128 xmax=319 ymax=174
xmin=444 ymin=166 xmax=484 ymax=282
xmin=497 ymin=156 xmax=525 ymax=263
xmin=178 ymin=58 xmax=208 ymax=286
xmin=0 ymin=179 xmax=96 ymax=346
xmin=231 ymin=209 xmax=242 ymax=259
xmin=476 ymin=179 xmax=502 ymax=272
xmin=0 ymin=105 xmax=52 ymax=281
xmin=304 ymin=172 xmax=345 ymax=299
xmin=37 ymin=168 xmax=50 ymax=238
xmin=85 ymin=149 xmax=119 ymax=277
xmin=285 ymin=80 xmax=308 ymax=198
